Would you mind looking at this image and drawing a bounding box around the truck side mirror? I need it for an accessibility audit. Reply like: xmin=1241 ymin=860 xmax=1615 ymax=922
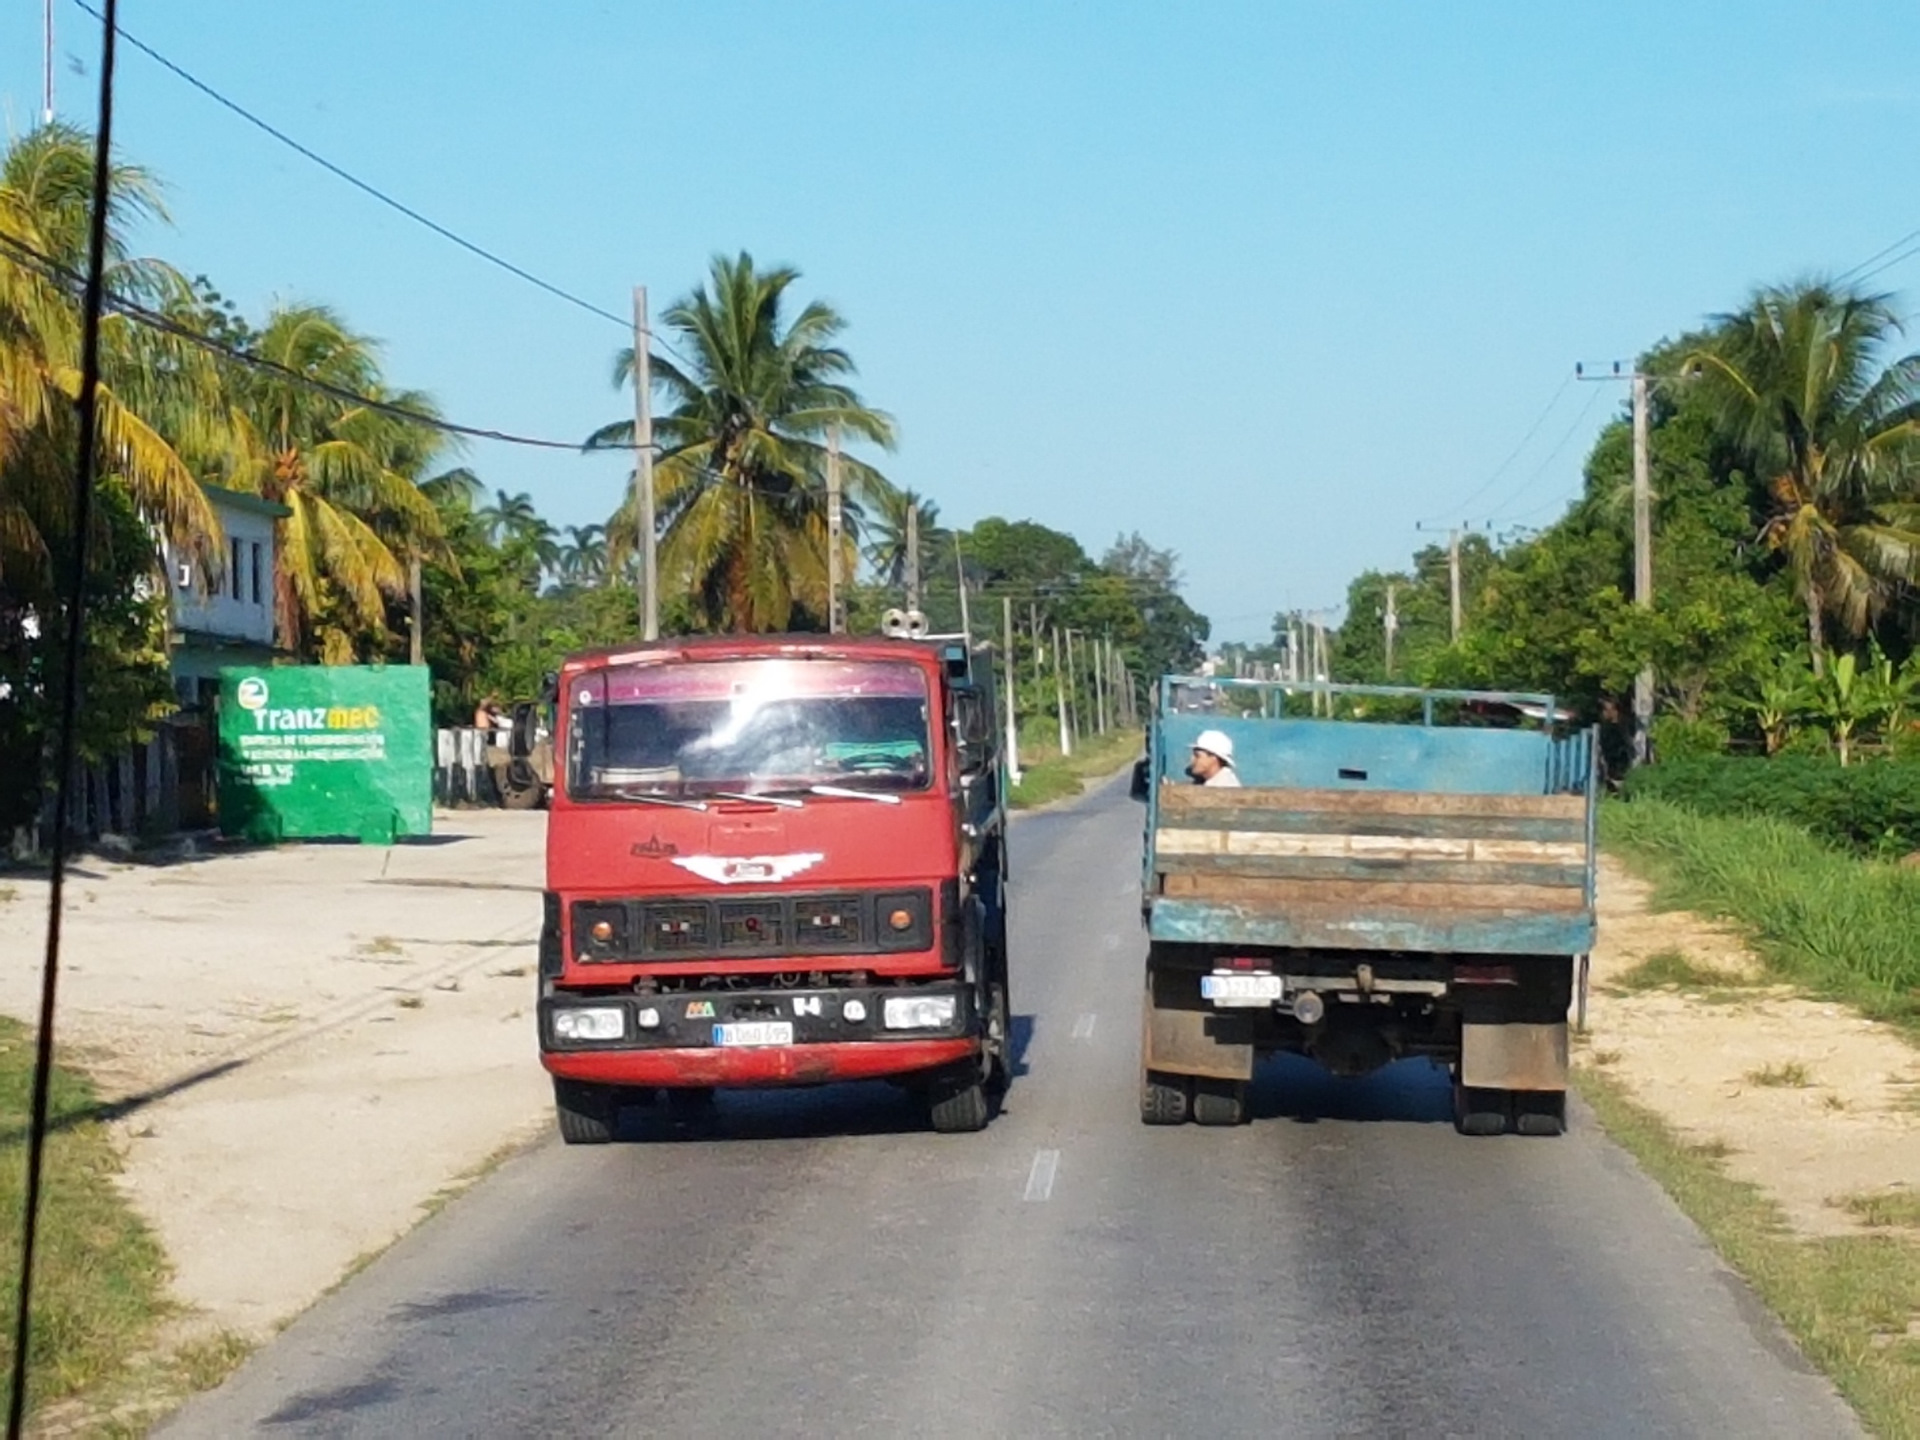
xmin=1130 ymin=757 xmax=1151 ymax=801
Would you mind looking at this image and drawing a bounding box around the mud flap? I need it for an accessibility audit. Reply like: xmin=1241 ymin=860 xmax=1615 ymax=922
xmin=1460 ymin=1021 xmax=1568 ymax=1091
xmin=1142 ymin=964 xmax=1253 ymax=1081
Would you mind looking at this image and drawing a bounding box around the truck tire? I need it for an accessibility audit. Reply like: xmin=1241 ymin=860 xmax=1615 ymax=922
xmin=929 ymin=1068 xmax=990 ymax=1133
xmin=501 ymin=774 xmax=545 ymax=810
xmin=1513 ymin=1090 xmax=1567 ymax=1137
xmin=1191 ymin=1078 xmax=1248 ymax=1127
xmin=983 ymin=974 xmax=1012 ymax=1095
xmin=1140 ymin=1069 xmax=1191 ymax=1125
xmin=553 ymin=1078 xmax=616 ymax=1145
xmin=1452 ymin=1079 xmax=1511 ymax=1137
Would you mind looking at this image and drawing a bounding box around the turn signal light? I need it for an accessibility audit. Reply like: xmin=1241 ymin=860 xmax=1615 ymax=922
xmin=888 ymin=909 xmax=914 ymax=932
xmin=590 ymin=920 xmax=614 ymax=942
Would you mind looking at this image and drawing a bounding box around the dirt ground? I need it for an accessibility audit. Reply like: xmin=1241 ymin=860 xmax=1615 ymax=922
xmin=1583 ymin=854 xmax=1920 ymax=1237
xmin=0 ymin=812 xmax=553 ymax=1340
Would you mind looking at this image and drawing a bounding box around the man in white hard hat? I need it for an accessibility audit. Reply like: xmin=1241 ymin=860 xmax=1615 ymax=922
xmin=1186 ymin=729 xmax=1241 ymax=787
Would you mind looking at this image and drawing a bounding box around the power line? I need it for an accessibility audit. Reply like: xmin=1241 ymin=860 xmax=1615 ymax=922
xmin=69 ymin=0 xmax=632 ymax=333
xmin=1483 ymin=384 xmax=1607 ymax=522
xmin=0 ymin=227 xmax=635 ymax=452
xmin=1420 ymin=370 xmax=1575 ymax=524
xmin=65 ymin=0 xmax=702 ymax=377
xmin=1835 ymin=225 xmax=1920 ymax=286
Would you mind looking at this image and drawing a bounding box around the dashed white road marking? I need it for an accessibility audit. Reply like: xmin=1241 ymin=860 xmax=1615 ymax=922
xmin=1023 ymin=1148 xmax=1060 ymax=1202
xmin=1071 ymin=1012 xmax=1098 ymax=1041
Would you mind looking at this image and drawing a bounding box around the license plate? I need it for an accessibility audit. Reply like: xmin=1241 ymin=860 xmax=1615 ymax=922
xmin=1201 ymin=974 xmax=1285 ymax=1006
xmin=713 ymin=1021 xmax=794 ymax=1047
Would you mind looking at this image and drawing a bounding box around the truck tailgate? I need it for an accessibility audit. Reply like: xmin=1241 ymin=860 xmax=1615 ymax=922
xmin=1147 ymin=785 xmax=1595 ymax=955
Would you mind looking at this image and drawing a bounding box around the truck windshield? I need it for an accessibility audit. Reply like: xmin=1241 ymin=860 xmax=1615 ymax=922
xmin=566 ymin=658 xmax=933 ymax=800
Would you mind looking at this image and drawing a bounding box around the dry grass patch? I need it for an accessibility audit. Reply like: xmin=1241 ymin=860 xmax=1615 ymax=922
xmin=1608 ymin=947 xmax=1757 ymax=995
xmin=1746 ymin=1060 xmax=1814 ymax=1089
xmin=1842 ymin=1188 xmax=1920 ymax=1231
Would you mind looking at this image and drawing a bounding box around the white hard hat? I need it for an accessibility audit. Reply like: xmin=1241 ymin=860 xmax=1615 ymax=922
xmin=1192 ymin=729 xmax=1235 ymax=765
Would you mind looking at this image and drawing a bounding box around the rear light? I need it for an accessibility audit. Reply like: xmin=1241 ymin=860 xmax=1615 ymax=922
xmin=1455 ymin=963 xmax=1518 ymax=986
xmin=1226 ymin=956 xmax=1270 ymax=971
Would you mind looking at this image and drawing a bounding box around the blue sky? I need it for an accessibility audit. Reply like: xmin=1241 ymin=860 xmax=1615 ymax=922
xmin=5 ymin=1 xmax=1919 ymax=642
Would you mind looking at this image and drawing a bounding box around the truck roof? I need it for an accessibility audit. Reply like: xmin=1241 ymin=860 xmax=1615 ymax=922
xmin=557 ymin=633 xmax=963 ymax=675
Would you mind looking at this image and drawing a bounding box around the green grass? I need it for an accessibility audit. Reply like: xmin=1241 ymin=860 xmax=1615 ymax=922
xmin=1609 ymin=947 xmax=1757 ymax=995
xmin=0 ymin=1017 xmax=173 ymax=1417
xmin=1008 ymin=729 xmax=1141 ymax=810
xmin=1604 ymin=799 xmax=1920 ymax=1035
xmin=1578 ymin=1068 xmax=1920 ymax=1437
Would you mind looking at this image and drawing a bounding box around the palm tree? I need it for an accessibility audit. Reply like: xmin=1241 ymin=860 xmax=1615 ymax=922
xmin=586 ymin=252 xmax=896 ymax=632
xmin=559 ymin=522 xmax=608 ymax=587
xmin=224 ymin=304 xmax=444 ymax=662
xmin=0 ymin=124 xmax=220 ymax=594
xmin=1684 ymin=281 xmax=1920 ymax=674
xmin=864 ymin=487 xmax=942 ymax=590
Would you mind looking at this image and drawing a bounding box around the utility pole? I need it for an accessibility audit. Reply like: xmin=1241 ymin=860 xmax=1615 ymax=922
xmin=905 ymin=502 xmax=920 ymax=613
xmin=1028 ymin=603 xmax=1042 ymax=691
xmin=826 ymin=424 xmax=844 ymax=633
xmin=1053 ymin=625 xmax=1071 ymax=755
xmin=1631 ymin=371 xmax=1653 ymax=766
xmin=1576 ymin=360 xmax=1660 ymax=766
xmin=1448 ymin=529 xmax=1462 ymax=642
xmin=408 ymin=554 xmax=424 ymax=665
xmin=953 ymin=534 xmax=971 ymax=641
xmin=1383 ymin=580 xmax=1398 ymax=679
xmin=1003 ymin=596 xmax=1021 ymax=781
xmin=43 ymin=0 xmax=55 ymax=123
xmin=1064 ymin=630 xmax=1081 ymax=743
xmin=631 ymin=286 xmax=658 ymax=640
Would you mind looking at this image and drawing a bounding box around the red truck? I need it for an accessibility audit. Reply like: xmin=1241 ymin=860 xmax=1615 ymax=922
xmin=538 ymin=631 xmax=1012 ymax=1140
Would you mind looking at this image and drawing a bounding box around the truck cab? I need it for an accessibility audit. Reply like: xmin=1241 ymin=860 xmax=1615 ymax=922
xmin=538 ymin=633 xmax=1010 ymax=1140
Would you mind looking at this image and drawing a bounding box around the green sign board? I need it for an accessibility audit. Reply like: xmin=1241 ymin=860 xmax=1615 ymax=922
xmin=217 ymin=665 xmax=433 ymax=843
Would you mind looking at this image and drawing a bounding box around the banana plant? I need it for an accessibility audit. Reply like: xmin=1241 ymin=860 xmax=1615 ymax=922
xmin=1741 ymin=656 xmax=1815 ymax=756
xmin=1808 ymin=652 xmax=1882 ymax=766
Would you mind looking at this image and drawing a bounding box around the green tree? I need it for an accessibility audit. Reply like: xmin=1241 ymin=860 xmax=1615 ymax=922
xmin=864 ymin=487 xmax=942 ymax=591
xmin=589 ymin=252 xmax=896 ymax=632
xmin=224 ymin=304 xmax=446 ymax=662
xmin=1683 ymin=281 xmax=1920 ymax=674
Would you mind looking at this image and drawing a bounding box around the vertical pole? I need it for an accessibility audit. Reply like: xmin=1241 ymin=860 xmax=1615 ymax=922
xmin=1053 ymin=626 xmax=1071 ymax=755
xmin=953 ymin=533 xmax=970 ymax=642
xmin=1384 ymin=580 xmax=1397 ymax=680
xmin=1028 ymin=603 xmax=1041 ymax=691
xmin=1092 ymin=631 xmax=1107 ymax=734
xmin=905 ymin=502 xmax=920 ymax=613
xmin=632 ymin=286 xmax=658 ymax=640
xmin=43 ymin=0 xmax=55 ymax=123
xmin=1003 ymin=596 xmax=1021 ymax=781
xmin=1632 ymin=371 xmax=1653 ymax=767
xmin=1065 ymin=630 xmax=1080 ymax=746
xmin=826 ymin=423 xmax=844 ymax=633
xmin=1448 ymin=529 xmax=1462 ymax=643
xmin=408 ymin=554 xmax=424 ymax=665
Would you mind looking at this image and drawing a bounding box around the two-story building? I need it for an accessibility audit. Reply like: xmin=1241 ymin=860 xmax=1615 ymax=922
xmin=167 ymin=484 xmax=288 ymax=709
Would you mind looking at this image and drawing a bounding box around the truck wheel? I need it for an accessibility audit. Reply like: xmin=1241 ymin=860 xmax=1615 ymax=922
xmin=501 ymin=776 xmax=544 ymax=810
xmin=553 ymin=1078 xmax=616 ymax=1145
xmin=1452 ymin=1079 xmax=1511 ymax=1137
xmin=983 ymin=976 xmax=1012 ymax=1095
xmin=1513 ymin=1090 xmax=1567 ymax=1137
xmin=1191 ymin=1078 xmax=1248 ymax=1127
xmin=929 ymin=1068 xmax=990 ymax=1133
xmin=1140 ymin=1069 xmax=1191 ymax=1125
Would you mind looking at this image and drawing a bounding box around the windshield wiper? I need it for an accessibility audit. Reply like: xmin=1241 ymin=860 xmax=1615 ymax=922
xmin=610 ymin=788 xmax=709 ymax=811
xmin=809 ymin=784 xmax=902 ymax=805
xmin=710 ymin=790 xmax=805 ymax=809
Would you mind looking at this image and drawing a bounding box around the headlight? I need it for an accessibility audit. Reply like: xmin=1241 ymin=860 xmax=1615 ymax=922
xmin=553 ymin=1006 xmax=626 ymax=1041
xmin=882 ymin=994 xmax=957 ymax=1030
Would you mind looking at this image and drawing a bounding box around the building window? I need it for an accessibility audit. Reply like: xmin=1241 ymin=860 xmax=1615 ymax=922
xmin=230 ymin=538 xmax=243 ymax=600
xmin=250 ymin=542 xmax=263 ymax=605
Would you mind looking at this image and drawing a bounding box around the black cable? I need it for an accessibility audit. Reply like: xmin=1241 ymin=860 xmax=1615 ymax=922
xmin=0 ymin=229 xmax=636 ymax=452
xmin=8 ymin=5 xmax=119 ymax=1435
xmin=1419 ymin=371 xmax=1575 ymax=525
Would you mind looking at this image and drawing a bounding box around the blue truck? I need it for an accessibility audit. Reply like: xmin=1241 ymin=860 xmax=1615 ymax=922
xmin=1136 ymin=679 xmax=1597 ymax=1135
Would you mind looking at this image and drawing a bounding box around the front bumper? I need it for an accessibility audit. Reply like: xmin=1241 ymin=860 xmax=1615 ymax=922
xmin=539 ymin=982 xmax=977 ymax=1088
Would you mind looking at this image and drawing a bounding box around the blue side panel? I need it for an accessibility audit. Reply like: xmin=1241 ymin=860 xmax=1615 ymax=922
xmin=1159 ymin=715 xmax=1555 ymax=796
xmin=1148 ymin=899 xmax=1596 ymax=957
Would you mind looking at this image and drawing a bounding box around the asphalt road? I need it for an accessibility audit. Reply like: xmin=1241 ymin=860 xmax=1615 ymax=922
xmin=165 ymin=777 xmax=1860 ymax=1439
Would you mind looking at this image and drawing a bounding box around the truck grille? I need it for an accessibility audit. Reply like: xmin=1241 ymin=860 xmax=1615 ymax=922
xmin=569 ymin=888 xmax=932 ymax=963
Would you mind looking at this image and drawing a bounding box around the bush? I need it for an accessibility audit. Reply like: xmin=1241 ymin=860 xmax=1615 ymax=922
xmin=1622 ymin=754 xmax=1920 ymax=857
xmin=1649 ymin=714 xmax=1728 ymax=760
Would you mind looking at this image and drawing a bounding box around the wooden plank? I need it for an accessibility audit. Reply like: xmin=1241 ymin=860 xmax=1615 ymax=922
xmin=1160 ymin=786 xmax=1586 ymax=820
xmin=1148 ymin=898 xmax=1596 ymax=956
xmin=1152 ymin=809 xmax=1584 ymax=843
xmin=1153 ymin=852 xmax=1587 ymax=889
xmin=1155 ymin=828 xmax=1586 ymax=865
xmin=1160 ymin=873 xmax=1587 ymax=913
